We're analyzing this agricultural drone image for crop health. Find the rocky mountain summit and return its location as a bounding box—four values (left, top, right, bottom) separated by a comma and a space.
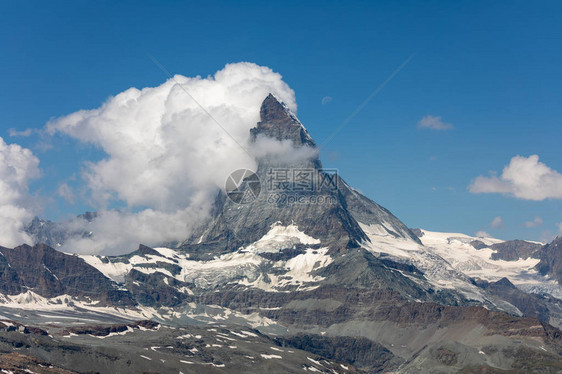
24, 213, 96, 249
3, 94, 562, 373
180, 94, 419, 259
250, 93, 317, 147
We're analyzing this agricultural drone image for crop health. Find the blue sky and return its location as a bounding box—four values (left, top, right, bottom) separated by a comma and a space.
1, 0, 561, 243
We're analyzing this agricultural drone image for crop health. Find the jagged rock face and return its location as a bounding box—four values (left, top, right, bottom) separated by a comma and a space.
24, 214, 95, 249
24, 217, 68, 249
467, 239, 542, 261
181, 94, 420, 258
0, 244, 134, 306
250, 93, 316, 147
536, 236, 562, 283
0, 254, 24, 295
489, 239, 542, 261
470, 239, 488, 249
125, 269, 187, 307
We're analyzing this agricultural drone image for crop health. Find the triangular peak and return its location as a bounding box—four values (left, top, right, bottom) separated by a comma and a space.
251, 93, 315, 147
260, 93, 294, 124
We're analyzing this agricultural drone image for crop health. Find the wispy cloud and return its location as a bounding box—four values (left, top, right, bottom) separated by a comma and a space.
8, 128, 35, 137
524, 216, 543, 228
417, 115, 454, 130
475, 230, 491, 238
57, 183, 76, 204
469, 155, 562, 200
540, 230, 555, 243
321, 96, 333, 105
490, 216, 504, 228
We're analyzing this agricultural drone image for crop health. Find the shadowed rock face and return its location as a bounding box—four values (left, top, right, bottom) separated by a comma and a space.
0, 244, 135, 306
470, 239, 488, 250
276, 334, 401, 373
181, 94, 421, 258
475, 277, 550, 322
490, 239, 542, 261
536, 236, 562, 283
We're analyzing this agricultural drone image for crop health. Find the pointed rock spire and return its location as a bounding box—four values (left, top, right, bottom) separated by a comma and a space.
251, 93, 316, 147
259, 93, 295, 124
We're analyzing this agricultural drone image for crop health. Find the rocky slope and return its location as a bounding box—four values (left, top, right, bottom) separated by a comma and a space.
536, 236, 562, 283
0, 243, 134, 306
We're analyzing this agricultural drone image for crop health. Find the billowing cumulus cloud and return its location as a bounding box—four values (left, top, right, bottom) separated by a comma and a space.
417, 115, 454, 130
46, 62, 299, 254
469, 155, 562, 200
251, 135, 318, 164
61, 208, 207, 254
0, 137, 40, 247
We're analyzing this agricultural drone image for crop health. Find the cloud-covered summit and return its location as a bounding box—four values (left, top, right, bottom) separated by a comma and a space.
42, 62, 299, 254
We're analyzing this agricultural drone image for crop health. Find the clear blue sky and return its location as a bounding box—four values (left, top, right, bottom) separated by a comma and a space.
1, 0, 561, 242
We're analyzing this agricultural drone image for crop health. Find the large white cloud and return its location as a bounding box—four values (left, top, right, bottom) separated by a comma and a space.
469, 155, 562, 200
0, 137, 40, 247
46, 62, 298, 254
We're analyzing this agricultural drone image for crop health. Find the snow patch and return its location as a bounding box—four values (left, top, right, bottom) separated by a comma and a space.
261, 354, 282, 359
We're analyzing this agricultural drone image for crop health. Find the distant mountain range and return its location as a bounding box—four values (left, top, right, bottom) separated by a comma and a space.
1, 94, 561, 373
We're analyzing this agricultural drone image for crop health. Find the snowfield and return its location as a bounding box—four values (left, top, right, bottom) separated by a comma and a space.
361, 225, 561, 301
83, 222, 331, 292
